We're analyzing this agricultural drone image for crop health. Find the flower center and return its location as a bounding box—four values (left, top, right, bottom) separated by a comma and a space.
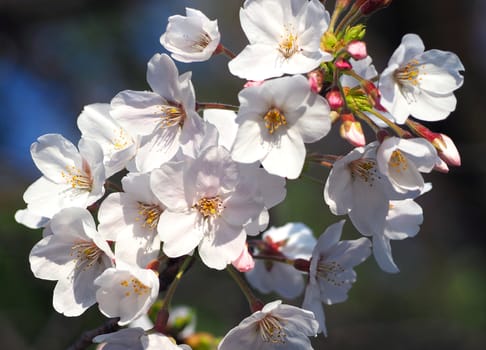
137, 202, 163, 229
264, 108, 287, 134
348, 158, 381, 185
389, 150, 408, 173
258, 314, 287, 344
195, 196, 224, 218
316, 260, 346, 287
71, 240, 103, 270
120, 277, 150, 297
279, 29, 299, 59
61, 160, 93, 191
112, 127, 132, 151
191, 32, 211, 51
394, 59, 424, 103
158, 103, 186, 128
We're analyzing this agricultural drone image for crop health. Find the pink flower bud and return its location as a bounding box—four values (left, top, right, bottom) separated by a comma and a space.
434, 158, 449, 174
308, 69, 323, 93
340, 116, 366, 147
232, 245, 255, 272
335, 58, 352, 70
325, 89, 344, 110
346, 41, 367, 60
244, 80, 264, 88
434, 133, 461, 167
360, 0, 393, 16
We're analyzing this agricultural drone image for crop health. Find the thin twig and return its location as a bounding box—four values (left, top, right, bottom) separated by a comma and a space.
67, 317, 120, 350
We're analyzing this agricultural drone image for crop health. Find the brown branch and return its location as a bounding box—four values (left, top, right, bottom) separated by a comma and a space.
66, 317, 120, 350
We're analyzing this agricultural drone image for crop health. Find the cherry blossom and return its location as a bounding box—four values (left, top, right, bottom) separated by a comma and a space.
110, 53, 203, 172
94, 261, 159, 326
302, 221, 371, 335
218, 300, 319, 350
246, 223, 316, 299
29, 207, 114, 316
161, 7, 220, 63
21, 134, 106, 220
231, 74, 331, 179
379, 33, 464, 123
228, 0, 332, 80
150, 146, 266, 270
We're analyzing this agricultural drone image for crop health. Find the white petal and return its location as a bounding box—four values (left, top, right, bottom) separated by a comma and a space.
372, 234, 399, 273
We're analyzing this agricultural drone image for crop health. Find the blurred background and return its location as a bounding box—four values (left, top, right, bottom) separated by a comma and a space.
0, 0, 484, 349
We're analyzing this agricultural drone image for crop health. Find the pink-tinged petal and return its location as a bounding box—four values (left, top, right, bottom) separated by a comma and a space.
232, 245, 255, 272
435, 133, 461, 166
158, 211, 202, 257
372, 234, 399, 273
150, 162, 188, 210
261, 128, 306, 179
135, 127, 181, 172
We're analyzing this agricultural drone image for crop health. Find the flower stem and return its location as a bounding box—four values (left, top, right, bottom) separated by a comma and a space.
353, 109, 380, 134
252, 254, 294, 265
227, 265, 263, 312
160, 255, 193, 311
196, 102, 239, 112
215, 44, 236, 59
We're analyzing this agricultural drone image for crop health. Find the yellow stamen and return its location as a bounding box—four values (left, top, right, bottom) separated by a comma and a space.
258, 315, 287, 344
194, 197, 224, 218
389, 150, 408, 173
264, 108, 287, 134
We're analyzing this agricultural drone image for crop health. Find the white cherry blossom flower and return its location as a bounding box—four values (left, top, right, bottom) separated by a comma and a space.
228, 0, 332, 80
94, 261, 159, 326
302, 220, 371, 335
376, 137, 438, 196
324, 142, 401, 236
94, 328, 191, 350
218, 300, 318, 350
151, 146, 266, 270
77, 103, 137, 177
111, 53, 203, 172
231, 74, 331, 179
22, 134, 106, 219
161, 8, 220, 63
246, 223, 316, 299
373, 196, 425, 273
29, 207, 114, 316
379, 33, 464, 123
97, 172, 163, 268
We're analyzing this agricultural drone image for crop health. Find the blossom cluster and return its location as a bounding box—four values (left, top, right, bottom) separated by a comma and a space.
15, 0, 464, 349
